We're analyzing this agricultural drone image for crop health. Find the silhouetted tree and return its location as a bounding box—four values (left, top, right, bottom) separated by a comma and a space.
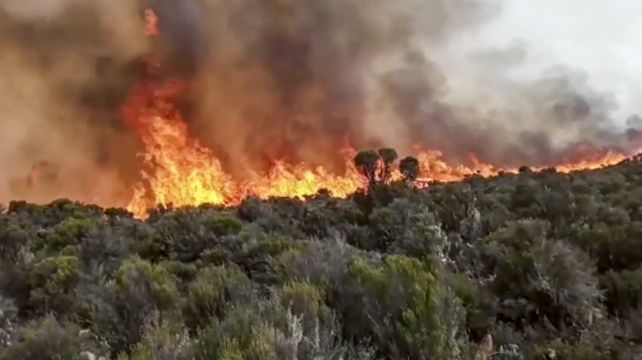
354, 150, 380, 187
378, 148, 399, 183
399, 156, 420, 184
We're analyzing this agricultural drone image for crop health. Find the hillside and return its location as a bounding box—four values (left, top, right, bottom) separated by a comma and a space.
0, 156, 641, 359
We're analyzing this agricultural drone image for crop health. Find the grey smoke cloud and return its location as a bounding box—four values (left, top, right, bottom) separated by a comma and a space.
186, 0, 503, 172
180, 0, 639, 170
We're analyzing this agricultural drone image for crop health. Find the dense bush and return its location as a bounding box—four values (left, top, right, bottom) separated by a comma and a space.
0, 157, 640, 358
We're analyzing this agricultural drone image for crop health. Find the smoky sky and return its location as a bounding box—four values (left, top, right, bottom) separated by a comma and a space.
0, 0, 640, 204
153, 0, 639, 168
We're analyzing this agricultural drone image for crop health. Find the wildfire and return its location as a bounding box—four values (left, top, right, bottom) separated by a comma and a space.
121, 74, 366, 217
414, 149, 505, 182
412, 147, 630, 183
540, 152, 628, 173
122, 12, 366, 217
120, 9, 635, 218
121, 79, 238, 217
121, 71, 367, 217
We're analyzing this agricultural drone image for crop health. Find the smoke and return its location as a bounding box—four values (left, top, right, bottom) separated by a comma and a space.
0, 0, 639, 205
186, 0, 501, 172
172, 0, 639, 170
0, 0, 147, 205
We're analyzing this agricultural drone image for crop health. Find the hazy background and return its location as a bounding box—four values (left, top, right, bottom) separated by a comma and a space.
442, 0, 642, 124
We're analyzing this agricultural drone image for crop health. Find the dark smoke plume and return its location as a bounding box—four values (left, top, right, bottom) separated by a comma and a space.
157, 0, 639, 169
0, 0, 640, 205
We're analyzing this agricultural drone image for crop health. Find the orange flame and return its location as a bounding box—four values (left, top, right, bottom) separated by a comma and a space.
121, 73, 367, 217
121, 79, 239, 218
121, 78, 365, 217
122, 9, 635, 218
544, 151, 627, 173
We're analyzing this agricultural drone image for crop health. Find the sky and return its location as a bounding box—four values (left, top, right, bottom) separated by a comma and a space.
439, 0, 642, 125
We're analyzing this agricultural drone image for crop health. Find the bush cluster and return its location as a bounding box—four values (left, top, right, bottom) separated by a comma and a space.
0, 156, 641, 359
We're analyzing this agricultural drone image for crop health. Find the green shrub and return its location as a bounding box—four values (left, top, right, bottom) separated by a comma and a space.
185, 265, 254, 329
279, 281, 331, 333
201, 212, 243, 236
114, 256, 179, 310
39, 217, 93, 254
29, 255, 81, 313
340, 255, 464, 359
2, 315, 81, 360
117, 313, 193, 360
192, 303, 281, 360
478, 220, 602, 333
600, 268, 642, 316
93, 256, 180, 353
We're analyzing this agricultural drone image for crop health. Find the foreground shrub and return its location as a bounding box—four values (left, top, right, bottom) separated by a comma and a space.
2, 315, 81, 360
185, 265, 254, 330
338, 255, 466, 359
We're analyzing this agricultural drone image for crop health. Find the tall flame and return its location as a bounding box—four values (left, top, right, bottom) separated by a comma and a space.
121, 9, 635, 218
121, 75, 365, 217
122, 12, 365, 216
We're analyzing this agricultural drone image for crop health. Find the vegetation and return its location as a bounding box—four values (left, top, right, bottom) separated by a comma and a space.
0, 153, 641, 359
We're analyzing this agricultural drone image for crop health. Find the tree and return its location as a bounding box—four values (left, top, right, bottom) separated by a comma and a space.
354, 150, 381, 187
378, 148, 399, 183
399, 156, 420, 184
